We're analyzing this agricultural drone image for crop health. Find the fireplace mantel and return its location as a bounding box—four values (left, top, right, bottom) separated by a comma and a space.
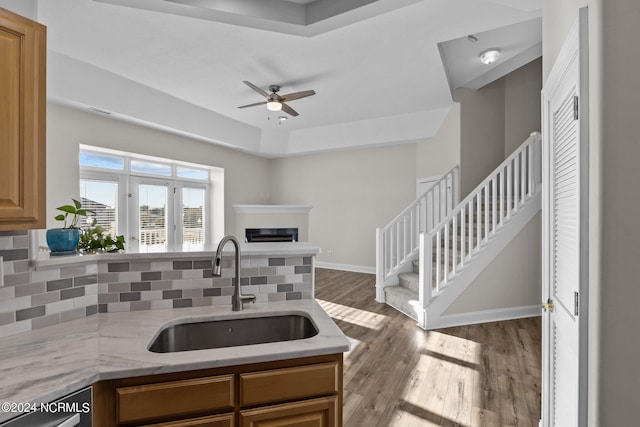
232, 204, 313, 214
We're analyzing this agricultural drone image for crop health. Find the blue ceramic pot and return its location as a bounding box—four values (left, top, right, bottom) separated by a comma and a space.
46, 228, 80, 256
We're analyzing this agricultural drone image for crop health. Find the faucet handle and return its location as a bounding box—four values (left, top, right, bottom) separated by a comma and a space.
242, 293, 257, 303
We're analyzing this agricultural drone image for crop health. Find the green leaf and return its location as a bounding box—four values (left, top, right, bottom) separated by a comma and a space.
54, 214, 65, 221
56, 205, 76, 214
73, 199, 82, 209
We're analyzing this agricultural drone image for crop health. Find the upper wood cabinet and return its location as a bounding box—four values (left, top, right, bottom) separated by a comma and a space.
0, 7, 46, 231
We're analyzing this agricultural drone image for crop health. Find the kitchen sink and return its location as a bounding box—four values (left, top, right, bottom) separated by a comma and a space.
148, 314, 319, 353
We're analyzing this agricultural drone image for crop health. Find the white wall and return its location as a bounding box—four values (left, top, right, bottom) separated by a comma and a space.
542, 0, 588, 80
0, 0, 36, 19
269, 105, 462, 271
46, 104, 271, 242
269, 144, 418, 270
416, 103, 461, 178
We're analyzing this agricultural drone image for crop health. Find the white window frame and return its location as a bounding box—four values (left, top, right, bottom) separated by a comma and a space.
176, 182, 210, 251
80, 170, 128, 238
79, 147, 213, 252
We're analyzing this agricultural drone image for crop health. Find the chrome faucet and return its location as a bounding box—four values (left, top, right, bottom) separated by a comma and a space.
212, 235, 256, 311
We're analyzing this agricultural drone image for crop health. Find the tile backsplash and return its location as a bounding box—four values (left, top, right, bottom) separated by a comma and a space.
0, 231, 314, 339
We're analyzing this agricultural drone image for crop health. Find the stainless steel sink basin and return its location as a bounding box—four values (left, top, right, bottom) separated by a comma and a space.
148, 314, 319, 353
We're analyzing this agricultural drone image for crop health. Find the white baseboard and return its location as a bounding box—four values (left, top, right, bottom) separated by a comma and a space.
430, 304, 541, 329
315, 262, 375, 275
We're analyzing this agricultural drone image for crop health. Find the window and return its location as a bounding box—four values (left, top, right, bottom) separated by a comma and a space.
182, 186, 206, 250
79, 147, 215, 252
79, 178, 119, 235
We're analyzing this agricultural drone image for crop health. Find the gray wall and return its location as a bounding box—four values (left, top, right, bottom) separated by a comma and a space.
455, 59, 543, 198
455, 81, 506, 197
505, 58, 543, 157
543, 1, 640, 425
444, 213, 541, 315
597, 2, 640, 422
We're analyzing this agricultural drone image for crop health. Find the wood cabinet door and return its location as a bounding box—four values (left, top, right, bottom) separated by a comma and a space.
0, 7, 46, 231
239, 396, 338, 427
117, 375, 235, 424
143, 413, 235, 427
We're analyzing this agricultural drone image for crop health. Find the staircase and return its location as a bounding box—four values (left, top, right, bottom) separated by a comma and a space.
376, 132, 542, 329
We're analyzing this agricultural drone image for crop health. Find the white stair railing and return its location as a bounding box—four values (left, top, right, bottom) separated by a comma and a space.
419, 132, 542, 316
376, 166, 459, 301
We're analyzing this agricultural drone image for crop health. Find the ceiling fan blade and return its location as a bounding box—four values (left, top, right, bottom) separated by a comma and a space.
280, 90, 316, 102
243, 81, 269, 98
281, 103, 299, 117
238, 101, 268, 109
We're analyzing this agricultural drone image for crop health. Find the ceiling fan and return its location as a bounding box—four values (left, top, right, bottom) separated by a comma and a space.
237, 81, 316, 117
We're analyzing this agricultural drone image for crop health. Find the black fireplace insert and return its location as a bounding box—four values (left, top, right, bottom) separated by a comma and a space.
245, 228, 299, 242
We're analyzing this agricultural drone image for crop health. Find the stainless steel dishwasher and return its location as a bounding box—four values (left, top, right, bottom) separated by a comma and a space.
0, 387, 92, 427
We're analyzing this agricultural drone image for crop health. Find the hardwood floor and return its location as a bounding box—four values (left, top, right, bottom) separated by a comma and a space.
314, 268, 541, 427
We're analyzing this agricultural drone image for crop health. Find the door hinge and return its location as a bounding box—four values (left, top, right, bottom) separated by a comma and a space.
542, 298, 554, 312
574, 291, 579, 316
573, 95, 579, 120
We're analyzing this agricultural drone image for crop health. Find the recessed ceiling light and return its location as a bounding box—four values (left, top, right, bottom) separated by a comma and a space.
278, 116, 287, 121
480, 49, 500, 65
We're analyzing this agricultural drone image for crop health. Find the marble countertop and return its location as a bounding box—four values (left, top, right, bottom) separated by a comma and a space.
0, 299, 349, 422
31, 242, 321, 270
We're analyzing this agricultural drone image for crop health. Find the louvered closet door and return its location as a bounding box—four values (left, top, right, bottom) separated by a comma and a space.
542, 9, 587, 427
549, 80, 580, 427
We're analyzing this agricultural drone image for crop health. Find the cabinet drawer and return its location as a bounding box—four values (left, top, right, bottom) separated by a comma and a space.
117, 375, 234, 424
239, 396, 337, 427
143, 413, 235, 427
240, 362, 338, 407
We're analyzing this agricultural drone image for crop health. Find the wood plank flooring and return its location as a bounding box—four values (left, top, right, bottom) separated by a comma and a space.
314, 268, 541, 427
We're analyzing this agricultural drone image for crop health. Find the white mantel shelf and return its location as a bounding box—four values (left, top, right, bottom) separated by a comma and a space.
232, 204, 313, 214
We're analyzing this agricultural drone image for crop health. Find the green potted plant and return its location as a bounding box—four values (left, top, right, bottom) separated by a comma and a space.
46, 199, 95, 256
78, 224, 126, 253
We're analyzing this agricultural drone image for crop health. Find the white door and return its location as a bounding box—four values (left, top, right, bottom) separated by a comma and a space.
129, 177, 174, 252
541, 8, 588, 427
416, 176, 439, 199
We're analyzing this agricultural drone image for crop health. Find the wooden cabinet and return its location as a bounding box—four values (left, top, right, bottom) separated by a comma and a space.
239, 397, 337, 427
93, 354, 342, 427
0, 7, 46, 231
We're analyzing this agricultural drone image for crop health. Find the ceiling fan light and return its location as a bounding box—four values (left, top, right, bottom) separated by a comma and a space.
267, 100, 282, 111
480, 49, 500, 65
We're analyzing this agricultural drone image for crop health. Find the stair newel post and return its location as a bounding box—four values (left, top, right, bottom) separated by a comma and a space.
418, 232, 432, 328
375, 227, 385, 303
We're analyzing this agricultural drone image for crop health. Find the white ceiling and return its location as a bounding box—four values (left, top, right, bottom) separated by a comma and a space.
9, 0, 541, 157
